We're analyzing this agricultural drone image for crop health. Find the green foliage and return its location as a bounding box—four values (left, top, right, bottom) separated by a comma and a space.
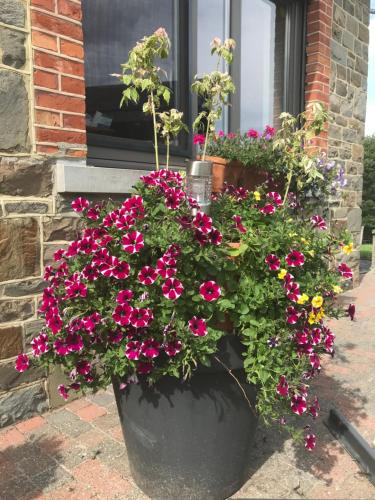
363, 136, 375, 242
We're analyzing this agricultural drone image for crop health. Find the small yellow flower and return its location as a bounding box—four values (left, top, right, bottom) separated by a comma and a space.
297, 293, 309, 305
278, 269, 287, 280
308, 312, 316, 325
333, 285, 343, 294
311, 295, 324, 309
307, 250, 315, 257
316, 308, 325, 321
288, 232, 298, 237
300, 238, 309, 245
342, 242, 353, 255
253, 191, 261, 201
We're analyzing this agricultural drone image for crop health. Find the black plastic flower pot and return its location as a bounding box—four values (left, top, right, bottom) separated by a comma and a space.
112, 336, 258, 500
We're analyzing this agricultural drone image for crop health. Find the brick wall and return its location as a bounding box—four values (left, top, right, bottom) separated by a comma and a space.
31, 0, 86, 157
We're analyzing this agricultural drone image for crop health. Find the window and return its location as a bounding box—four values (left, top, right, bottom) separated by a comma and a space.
82, 0, 306, 167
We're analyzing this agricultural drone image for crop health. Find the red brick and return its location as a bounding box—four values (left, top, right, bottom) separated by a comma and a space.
60, 39, 84, 59
31, 0, 55, 11
36, 90, 85, 112
34, 69, 59, 89
31, 10, 83, 41
62, 113, 85, 129
34, 50, 84, 77
37, 144, 60, 154
75, 403, 107, 421
16, 415, 46, 434
36, 126, 86, 144
32, 30, 58, 51
36, 109, 61, 126
66, 149, 87, 158
60, 75, 85, 94
57, 0, 82, 21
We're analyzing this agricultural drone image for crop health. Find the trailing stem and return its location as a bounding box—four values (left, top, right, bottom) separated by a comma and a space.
283, 168, 293, 205
150, 91, 159, 171
166, 136, 170, 170
202, 116, 211, 162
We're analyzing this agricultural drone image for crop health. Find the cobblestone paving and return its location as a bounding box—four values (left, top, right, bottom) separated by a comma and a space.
1, 273, 375, 499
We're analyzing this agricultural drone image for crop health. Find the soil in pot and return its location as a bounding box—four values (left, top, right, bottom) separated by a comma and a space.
113, 335, 258, 500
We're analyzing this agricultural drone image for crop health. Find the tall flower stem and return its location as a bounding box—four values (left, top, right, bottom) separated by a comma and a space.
150, 91, 159, 171
283, 168, 293, 205
166, 136, 170, 170
202, 116, 211, 161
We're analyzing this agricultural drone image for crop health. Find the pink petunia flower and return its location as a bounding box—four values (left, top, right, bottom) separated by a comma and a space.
81, 264, 99, 281
276, 375, 289, 397
308, 397, 320, 419
195, 230, 209, 246
71, 197, 89, 212
265, 254, 281, 271
138, 266, 158, 286
291, 394, 307, 415
247, 128, 259, 138
193, 134, 206, 145
31, 333, 49, 357
78, 238, 98, 255
304, 433, 316, 451
115, 214, 135, 231
267, 192, 282, 206
125, 340, 141, 360
310, 215, 327, 230
116, 290, 134, 304
193, 212, 213, 234
58, 384, 69, 400
112, 261, 131, 280
188, 317, 208, 337
286, 306, 300, 324
162, 278, 184, 300
86, 207, 100, 220
210, 228, 223, 246
286, 282, 301, 302
309, 353, 321, 369
259, 204, 276, 215
338, 263, 353, 279
66, 332, 83, 352
199, 281, 221, 302
164, 244, 181, 258
164, 339, 183, 356
15, 353, 29, 372
112, 303, 133, 326
137, 361, 153, 374
156, 257, 177, 279
165, 187, 185, 210
232, 215, 247, 234
141, 339, 160, 359
129, 308, 154, 328
53, 248, 65, 262
285, 250, 305, 267
76, 360, 91, 376
46, 314, 63, 334
122, 231, 144, 254
108, 330, 123, 344
54, 339, 69, 356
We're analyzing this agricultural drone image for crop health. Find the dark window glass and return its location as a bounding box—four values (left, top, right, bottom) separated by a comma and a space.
82, 0, 187, 154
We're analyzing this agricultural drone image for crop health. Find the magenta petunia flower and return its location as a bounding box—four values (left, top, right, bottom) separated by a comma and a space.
138, 266, 158, 285
195, 229, 209, 246
46, 314, 63, 334
76, 360, 91, 375
310, 328, 322, 345
266, 191, 282, 206
285, 250, 305, 267
141, 339, 160, 359
291, 394, 307, 415
54, 339, 69, 356
165, 187, 185, 210
86, 207, 100, 220
65, 240, 79, 258
193, 212, 213, 234
129, 307, 154, 328
122, 231, 144, 254
247, 128, 259, 138
81, 264, 99, 281
286, 282, 301, 302
137, 361, 153, 374
71, 197, 89, 212
308, 397, 320, 419
15, 353, 29, 372
78, 238, 98, 255
210, 228, 223, 246
125, 340, 141, 360
115, 214, 135, 231
108, 330, 123, 344
263, 125, 276, 138
66, 332, 83, 352
112, 261, 131, 280
164, 339, 183, 356
310, 215, 327, 230
53, 248, 65, 261
286, 306, 299, 324
259, 204, 276, 215
164, 244, 181, 258
31, 333, 49, 357
276, 375, 289, 397
294, 331, 309, 345
162, 278, 184, 300
304, 433, 316, 451
65, 280, 87, 299
227, 132, 236, 139
309, 353, 321, 369
193, 133, 206, 145
265, 254, 281, 271
58, 384, 69, 400
112, 303, 133, 326
232, 215, 247, 234
188, 317, 208, 337
199, 281, 221, 302
338, 263, 353, 279
156, 257, 177, 279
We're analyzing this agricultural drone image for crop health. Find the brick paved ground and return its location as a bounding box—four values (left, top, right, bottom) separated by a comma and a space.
1, 273, 375, 499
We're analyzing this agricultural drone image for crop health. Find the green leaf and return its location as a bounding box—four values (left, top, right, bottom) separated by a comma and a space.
163, 88, 171, 104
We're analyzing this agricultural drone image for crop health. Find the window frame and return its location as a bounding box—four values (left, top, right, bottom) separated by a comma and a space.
84, 0, 307, 168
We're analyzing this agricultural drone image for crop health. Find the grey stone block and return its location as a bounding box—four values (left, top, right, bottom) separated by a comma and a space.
0, 28, 26, 69
0, 383, 48, 428
332, 40, 347, 65
333, 4, 346, 27
353, 91, 367, 121
0, 70, 29, 152
24, 319, 45, 349
43, 216, 81, 242
3, 279, 47, 297
0, 157, 53, 197
0, 361, 45, 392
346, 14, 358, 36
5, 201, 49, 214
343, 0, 355, 16
0, 0, 25, 27
347, 207, 362, 232
358, 22, 369, 44
330, 94, 342, 113
343, 127, 357, 143
45, 409, 91, 437
0, 298, 34, 322
342, 31, 354, 51
336, 80, 348, 97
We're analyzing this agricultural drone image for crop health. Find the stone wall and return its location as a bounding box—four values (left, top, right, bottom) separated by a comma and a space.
329, 0, 370, 283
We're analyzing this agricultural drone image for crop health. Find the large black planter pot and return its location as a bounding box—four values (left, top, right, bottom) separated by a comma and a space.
113, 336, 258, 500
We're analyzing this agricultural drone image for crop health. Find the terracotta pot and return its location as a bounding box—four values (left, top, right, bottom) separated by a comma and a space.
197, 156, 244, 193
239, 166, 268, 191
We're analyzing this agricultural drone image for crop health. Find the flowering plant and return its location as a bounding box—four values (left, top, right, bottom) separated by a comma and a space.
16, 170, 354, 449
